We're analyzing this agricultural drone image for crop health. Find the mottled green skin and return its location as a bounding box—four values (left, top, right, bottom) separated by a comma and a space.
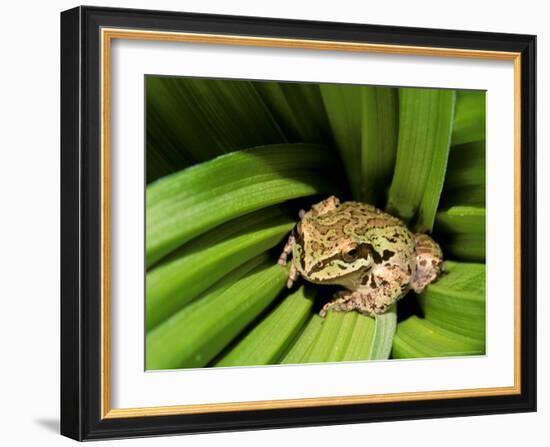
279, 196, 444, 316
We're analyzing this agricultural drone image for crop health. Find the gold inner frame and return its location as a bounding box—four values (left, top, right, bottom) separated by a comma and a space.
100, 28, 522, 419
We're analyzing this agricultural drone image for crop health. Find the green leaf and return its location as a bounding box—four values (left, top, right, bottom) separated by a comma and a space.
360, 88, 399, 204
418, 261, 485, 340
146, 144, 333, 267
305, 311, 364, 363
441, 187, 486, 208
146, 76, 287, 182
144, 79, 488, 368
444, 141, 486, 191
451, 90, 486, 146
393, 261, 485, 359
320, 85, 398, 203
280, 314, 324, 364
215, 286, 314, 367
392, 316, 484, 359
369, 305, 397, 360
435, 206, 485, 261
146, 139, 191, 185
252, 81, 332, 143
146, 257, 287, 370
146, 207, 294, 330
386, 88, 456, 232
336, 312, 375, 362
319, 84, 362, 198
302, 307, 395, 363
441, 140, 485, 208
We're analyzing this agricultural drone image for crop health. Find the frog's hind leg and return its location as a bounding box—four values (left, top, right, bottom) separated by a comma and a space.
411, 233, 444, 293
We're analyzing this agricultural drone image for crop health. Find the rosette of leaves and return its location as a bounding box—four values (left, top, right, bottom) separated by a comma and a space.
145, 76, 486, 370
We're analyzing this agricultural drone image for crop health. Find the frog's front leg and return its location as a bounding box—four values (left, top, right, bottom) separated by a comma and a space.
278, 232, 301, 288
320, 265, 410, 317
320, 288, 393, 317
319, 290, 361, 317
277, 234, 295, 266
319, 291, 381, 318
410, 233, 444, 293
285, 263, 300, 288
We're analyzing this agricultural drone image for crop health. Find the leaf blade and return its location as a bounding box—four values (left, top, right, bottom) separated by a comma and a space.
146, 207, 294, 330
435, 206, 486, 261
320, 85, 399, 204
304, 311, 358, 363
320, 84, 362, 199
146, 76, 287, 182
304, 308, 395, 363
451, 90, 486, 146
252, 81, 332, 143
418, 261, 485, 339
146, 144, 334, 267
386, 88, 455, 232
368, 305, 397, 360
441, 140, 486, 208
146, 258, 287, 370
215, 286, 314, 367
393, 261, 485, 359
280, 314, 324, 364
360, 87, 399, 204
392, 316, 484, 359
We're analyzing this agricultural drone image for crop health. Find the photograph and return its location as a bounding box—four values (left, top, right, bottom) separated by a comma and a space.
144, 76, 486, 371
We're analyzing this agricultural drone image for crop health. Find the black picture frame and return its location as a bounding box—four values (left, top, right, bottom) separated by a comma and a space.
61, 5, 536, 441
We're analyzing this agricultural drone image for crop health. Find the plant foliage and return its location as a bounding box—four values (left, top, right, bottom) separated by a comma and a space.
145, 77, 486, 370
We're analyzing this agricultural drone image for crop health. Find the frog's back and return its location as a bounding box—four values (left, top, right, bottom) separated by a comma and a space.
299, 199, 414, 266
315, 201, 406, 237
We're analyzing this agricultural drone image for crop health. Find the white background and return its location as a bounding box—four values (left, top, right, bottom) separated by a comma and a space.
111, 39, 515, 408
0, 0, 546, 446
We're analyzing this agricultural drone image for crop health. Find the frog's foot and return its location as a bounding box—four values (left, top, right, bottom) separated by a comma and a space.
310, 196, 340, 217
320, 290, 358, 317
278, 234, 295, 266
411, 233, 444, 293
319, 290, 387, 317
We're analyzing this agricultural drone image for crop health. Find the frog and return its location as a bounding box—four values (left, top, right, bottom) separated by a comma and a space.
278, 196, 444, 317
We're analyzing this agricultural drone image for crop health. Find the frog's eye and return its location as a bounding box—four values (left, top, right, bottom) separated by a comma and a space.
342, 248, 359, 262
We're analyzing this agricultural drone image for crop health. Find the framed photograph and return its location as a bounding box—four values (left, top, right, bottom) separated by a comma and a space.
60, 5, 536, 441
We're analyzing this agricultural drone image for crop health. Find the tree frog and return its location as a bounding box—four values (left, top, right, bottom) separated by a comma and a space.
278, 196, 444, 317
